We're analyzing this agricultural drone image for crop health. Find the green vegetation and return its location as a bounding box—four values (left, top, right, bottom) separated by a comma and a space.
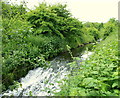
55, 31, 119, 96
1, 0, 119, 95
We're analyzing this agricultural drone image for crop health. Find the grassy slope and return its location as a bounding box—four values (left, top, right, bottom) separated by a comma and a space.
55, 31, 119, 96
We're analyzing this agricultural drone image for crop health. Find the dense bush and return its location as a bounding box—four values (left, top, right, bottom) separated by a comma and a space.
25, 3, 86, 47
103, 18, 118, 39
2, 2, 46, 91
26, 35, 67, 59
2, 1, 26, 19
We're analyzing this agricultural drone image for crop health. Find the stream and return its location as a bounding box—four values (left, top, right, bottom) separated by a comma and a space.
2, 44, 95, 96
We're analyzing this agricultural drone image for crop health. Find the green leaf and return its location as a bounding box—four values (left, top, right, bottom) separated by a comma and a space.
112, 82, 118, 88
91, 71, 98, 75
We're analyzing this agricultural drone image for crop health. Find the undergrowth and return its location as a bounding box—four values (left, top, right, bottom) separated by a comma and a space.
55, 31, 119, 96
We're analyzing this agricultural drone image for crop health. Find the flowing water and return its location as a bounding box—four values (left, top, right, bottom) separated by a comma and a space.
2, 44, 94, 96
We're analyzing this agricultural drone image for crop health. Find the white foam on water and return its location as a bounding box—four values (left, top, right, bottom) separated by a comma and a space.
81, 51, 93, 60
2, 65, 69, 96
2, 51, 93, 96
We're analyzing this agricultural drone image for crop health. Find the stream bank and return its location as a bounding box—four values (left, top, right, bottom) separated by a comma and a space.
2, 43, 95, 96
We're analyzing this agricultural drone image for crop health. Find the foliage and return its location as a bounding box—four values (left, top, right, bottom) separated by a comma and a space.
55, 31, 119, 96
25, 3, 85, 47
103, 18, 118, 39
25, 3, 70, 37
2, 0, 118, 93
2, 1, 26, 19
2, 2, 48, 91
26, 35, 67, 59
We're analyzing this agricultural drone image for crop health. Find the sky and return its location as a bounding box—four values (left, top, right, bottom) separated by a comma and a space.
5, 0, 120, 23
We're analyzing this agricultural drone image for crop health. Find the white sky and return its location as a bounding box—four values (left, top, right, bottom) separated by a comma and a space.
5, 0, 120, 23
